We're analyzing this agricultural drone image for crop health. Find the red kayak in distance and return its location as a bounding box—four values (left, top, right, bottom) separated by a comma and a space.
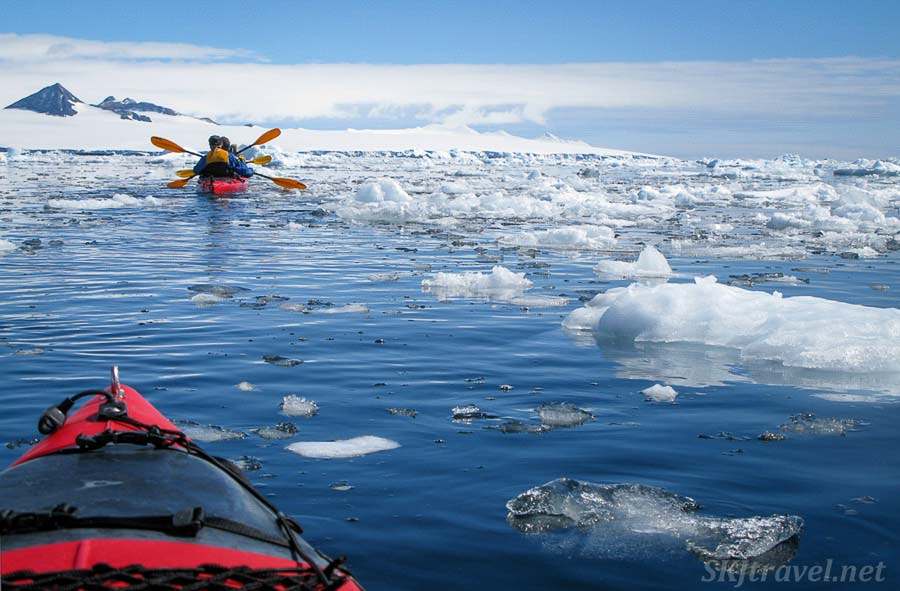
0, 367, 362, 591
199, 176, 250, 195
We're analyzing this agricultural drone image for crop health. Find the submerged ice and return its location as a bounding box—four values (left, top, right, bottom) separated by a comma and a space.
507, 478, 802, 565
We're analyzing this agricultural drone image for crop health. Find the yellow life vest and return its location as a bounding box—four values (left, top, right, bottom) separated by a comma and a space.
205, 148, 230, 165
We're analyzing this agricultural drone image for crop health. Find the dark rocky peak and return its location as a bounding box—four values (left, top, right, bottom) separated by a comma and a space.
4, 83, 83, 117
95, 96, 178, 117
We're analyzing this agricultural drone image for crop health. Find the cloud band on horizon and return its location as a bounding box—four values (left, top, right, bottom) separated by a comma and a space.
1, 33, 898, 158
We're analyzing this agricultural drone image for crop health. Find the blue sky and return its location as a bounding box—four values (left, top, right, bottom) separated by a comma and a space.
2, 0, 899, 158
7, 0, 899, 63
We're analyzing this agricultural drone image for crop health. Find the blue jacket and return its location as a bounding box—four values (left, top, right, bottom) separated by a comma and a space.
193, 149, 254, 177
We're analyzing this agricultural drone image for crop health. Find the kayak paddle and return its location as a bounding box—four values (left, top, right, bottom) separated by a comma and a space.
254, 172, 307, 190
167, 177, 193, 188
150, 136, 202, 157
237, 128, 281, 154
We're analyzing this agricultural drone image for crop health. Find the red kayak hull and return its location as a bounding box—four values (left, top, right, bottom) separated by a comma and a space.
12, 384, 180, 467
199, 176, 249, 195
2, 380, 362, 590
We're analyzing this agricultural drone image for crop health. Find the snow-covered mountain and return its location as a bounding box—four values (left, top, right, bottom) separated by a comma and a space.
1, 83, 646, 156
4, 83, 83, 117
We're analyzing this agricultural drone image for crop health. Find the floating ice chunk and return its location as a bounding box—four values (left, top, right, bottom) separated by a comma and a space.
311, 303, 369, 314
497, 225, 617, 251
236, 381, 256, 391
279, 303, 307, 313
507, 478, 802, 564
509, 295, 569, 308
191, 293, 225, 305
452, 404, 493, 421
230, 456, 262, 471
496, 420, 546, 434
177, 421, 247, 442
422, 265, 532, 302
811, 393, 881, 403
507, 478, 699, 533
686, 515, 804, 561
779, 413, 863, 435
15, 348, 45, 356
263, 355, 302, 367
287, 435, 400, 459
252, 422, 298, 440
594, 245, 672, 278
188, 284, 249, 297
0, 239, 15, 252
47, 193, 161, 210
564, 275, 900, 374
354, 178, 412, 203
537, 403, 593, 428
280, 395, 318, 417
642, 384, 678, 403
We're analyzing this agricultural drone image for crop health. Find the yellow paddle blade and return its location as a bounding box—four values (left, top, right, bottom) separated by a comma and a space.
252, 128, 281, 146
176, 169, 195, 178
167, 178, 192, 188
249, 155, 272, 165
272, 177, 307, 190
151, 136, 187, 153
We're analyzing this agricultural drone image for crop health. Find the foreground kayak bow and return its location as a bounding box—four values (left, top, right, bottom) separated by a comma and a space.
0, 367, 362, 591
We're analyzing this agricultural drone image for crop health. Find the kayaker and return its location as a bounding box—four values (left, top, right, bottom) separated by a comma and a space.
193, 135, 254, 178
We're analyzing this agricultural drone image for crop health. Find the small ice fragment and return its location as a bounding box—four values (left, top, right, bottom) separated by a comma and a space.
15, 348, 45, 356
263, 355, 303, 367
758, 432, 785, 442
191, 293, 225, 305
387, 408, 417, 417
452, 405, 492, 420
252, 422, 299, 440
330, 482, 354, 491
236, 381, 256, 391
312, 303, 369, 314
497, 420, 546, 434
280, 395, 318, 417
177, 420, 247, 442
499, 384, 514, 391
642, 384, 678, 403
231, 455, 262, 471
537, 403, 593, 428
187, 284, 248, 297
287, 435, 400, 459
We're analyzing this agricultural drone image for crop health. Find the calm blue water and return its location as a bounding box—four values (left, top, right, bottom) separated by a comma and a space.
1, 160, 899, 590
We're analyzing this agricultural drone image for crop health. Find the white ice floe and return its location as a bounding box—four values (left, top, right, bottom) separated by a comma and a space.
236, 381, 256, 391
287, 435, 400, 459
0, 239, 15, 252
594, 245, 673, 278
47, 193, 161, 210
564, 275, 900, 374
422, 265, 533, 302
355, 178, 413, 203
642, 384, 679, 403
497, 225, 617, 251
280, 395, 318, 417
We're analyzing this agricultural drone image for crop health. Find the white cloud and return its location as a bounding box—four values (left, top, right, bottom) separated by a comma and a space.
0, 33, 258, 62
1, 34, 898, 138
